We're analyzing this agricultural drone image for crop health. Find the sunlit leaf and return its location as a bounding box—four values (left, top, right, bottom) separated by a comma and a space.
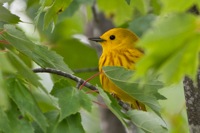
51, 79, 92, 121
35, 0, 72, 29
1, 24, 73, 74
97, 0, 133, 25
132, 0, 147, 15
150, 0, 162, 14
136, 13, 200, 83
160, 0, 196, 13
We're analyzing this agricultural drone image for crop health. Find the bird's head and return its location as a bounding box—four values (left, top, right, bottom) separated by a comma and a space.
89, 28, 139, 51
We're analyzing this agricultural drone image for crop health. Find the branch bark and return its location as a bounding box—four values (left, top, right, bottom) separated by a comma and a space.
183, 70, 200, 133
33, 68, 98, 91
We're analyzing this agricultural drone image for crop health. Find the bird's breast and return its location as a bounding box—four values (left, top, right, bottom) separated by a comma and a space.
98, 48, 143, 92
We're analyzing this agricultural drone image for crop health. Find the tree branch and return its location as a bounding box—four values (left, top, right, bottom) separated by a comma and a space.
33, 68, 131, 111
33, 68, 98, 91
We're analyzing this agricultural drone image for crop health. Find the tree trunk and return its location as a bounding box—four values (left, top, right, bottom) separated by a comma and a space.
183, 70, 200, 133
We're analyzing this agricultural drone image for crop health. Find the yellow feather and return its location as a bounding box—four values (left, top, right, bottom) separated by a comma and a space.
91, 28, 145, 110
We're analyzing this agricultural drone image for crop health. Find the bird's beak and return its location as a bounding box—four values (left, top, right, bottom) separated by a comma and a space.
88, 37, 105, 42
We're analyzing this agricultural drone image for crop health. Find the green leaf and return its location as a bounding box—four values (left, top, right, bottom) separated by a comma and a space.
97, 0, 133, 25
31, 88, 59, 113
51, 79, 92, 121
52, 39, 98, 69
0, 108, 11, 133
44, 0, 72, 29
55, 113, 85, 133
150, 0, 162, 14
102, 66, 164, 115
6, 77, 48, 132
45, 111, 59, 133
0, 5, 20, 24
0, 52, 16, 73
97, 86, 128, 128
127, 110, 167, 133
36, 0, 72, 29
58, 0, 94, 19
161, 0, 195, 13
158, 36, 200, 83
6, 104, 35, 133
136, 13, 199, 83
52, 38, 99, 86
7, 51, 42, 88
0, 72, 10, 111
132, 0, 147, 15
1, 24, 73, 74
125, 0, 131, 5
129, 14, 156, 37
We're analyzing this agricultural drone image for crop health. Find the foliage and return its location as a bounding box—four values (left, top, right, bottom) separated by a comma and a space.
0, 0, 199, 132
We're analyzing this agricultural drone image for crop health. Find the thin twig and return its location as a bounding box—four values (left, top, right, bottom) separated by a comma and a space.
79, 72, 100, 90
33, 68, 98, 91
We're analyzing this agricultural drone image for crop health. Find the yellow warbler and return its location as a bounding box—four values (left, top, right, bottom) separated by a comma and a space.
89, 28, 145, 110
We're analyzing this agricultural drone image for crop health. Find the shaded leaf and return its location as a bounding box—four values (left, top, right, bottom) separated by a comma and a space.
55, 113, 85, 133
125, 0, 131, 5
51, 79, 92, 121
6, 77, 48, 132
6, 104, 35, 133
127, 110, 167, 133
0, 72, 10, 111
103, 66, 164, 115
7, 51, 42, 88
31, 88, 59, 113
97, 86, 128, 127
0, 53, 16, 73
129, 14, 156, 37
0, 5, 20, 24
0, 108, 11, 133
1, 24, 73, 74
31, 111, 59, 133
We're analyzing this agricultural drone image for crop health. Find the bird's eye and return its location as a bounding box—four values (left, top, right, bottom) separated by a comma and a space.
109, 35, 115, 40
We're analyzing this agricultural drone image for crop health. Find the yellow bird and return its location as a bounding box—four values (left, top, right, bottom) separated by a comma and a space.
89, 28, 146, 110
